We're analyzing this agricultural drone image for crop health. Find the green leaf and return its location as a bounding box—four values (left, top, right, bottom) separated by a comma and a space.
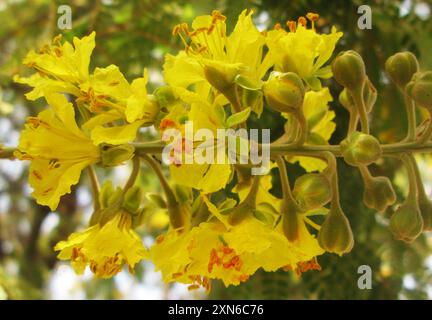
225, 107, 251, 128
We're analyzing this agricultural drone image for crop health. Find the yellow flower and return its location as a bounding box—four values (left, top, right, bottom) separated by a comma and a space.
285, 87, 336, 172
149, 192, 324, 289
159, 87, 232, 194
164, 10, 273, 114
17, 93, 100, 210
55, 212, 147, 278
15, 33, 158, 145
267, 14, 342, 89
14, 33, 96, 100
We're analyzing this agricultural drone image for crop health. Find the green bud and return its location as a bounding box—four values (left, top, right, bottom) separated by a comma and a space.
281, 199, 300, 242
227, 202, 254, 226
318, 205, 354, 255
332, 50, 366, 91
146, 193, 167, 208
389, 202, 423, 243
100, 144, 135, 167
203, 60, 241, 92
340, 132, 382, 166
263, 71, 305, 114
293, 174, 332, 211
167, 202, 190, 231
153, 86, 176, 110
418, 193, 432, 231
363, 176, 396, 212
385, 51, 419, 89
406, 71, 432, 111
122, 186, 142, 214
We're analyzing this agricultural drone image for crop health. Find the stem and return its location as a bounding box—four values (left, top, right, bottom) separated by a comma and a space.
348, 110, 359, 136
403, 92, 417, 142
294, 110, 308, 145
0, 147, 16, 159
358, 165, 372, 183
275, 156, 296, 204
401, 153, 418, 205
407, 153, 427, 199
122, 156, 141, 194
351, 84, 370, 134
141, 154, 177, 205
325, 153, 341, 205
87, 166, 100, 211
244, 175, 261, 208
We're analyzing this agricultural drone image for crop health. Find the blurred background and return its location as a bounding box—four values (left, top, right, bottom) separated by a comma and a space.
0, 0, 432, 299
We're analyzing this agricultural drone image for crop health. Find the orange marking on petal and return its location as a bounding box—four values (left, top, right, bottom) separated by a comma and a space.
32, 170, 43, 180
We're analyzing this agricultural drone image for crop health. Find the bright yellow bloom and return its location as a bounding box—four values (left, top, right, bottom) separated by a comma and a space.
159, 87, 232, 194
149, 191, 324, 289
267, 14, 342, 89
285, 87, 336, 172
15, 33, 158, 145
55, 212, 147, 278
164, 10, 273, 114
17, 93, 100, 210
14, 33, 95, 100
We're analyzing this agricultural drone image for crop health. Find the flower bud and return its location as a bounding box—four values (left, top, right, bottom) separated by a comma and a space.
227, 202, 253, 226
100, 144, 135, 167
167, 202, 190, 231
123, 186, 142, 214
263, 71, 305, 114
385, 52, 419, 89
293, 174, 332, 211
203, 60, 241, 92
332, 50, 366, 91
340, 132, 382, 166
418, 193, 432, 231
281, 200, 300, 242
389, 202, 423, 242
406, 71, 432, 111
363, 176, 396, 212
318, 205, 354, 255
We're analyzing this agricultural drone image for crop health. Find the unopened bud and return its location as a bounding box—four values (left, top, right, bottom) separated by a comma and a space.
100, 144, 135, 167
167, 202, 190, 231
418, 193, 432, 231
332, 50, 366, 91
340, 132, 382, 166
385, 51, 419, 89
363, 176, 396, 212
203, 60, 241, 92
406, 71, 432, 111
227, 202, 253, 225
318, 205, 354, 255
293, 174, 332, 211
123, 186, 142, 214
263, 71, 305, 114
389, 202, 423, 242
281, 200, 300, 242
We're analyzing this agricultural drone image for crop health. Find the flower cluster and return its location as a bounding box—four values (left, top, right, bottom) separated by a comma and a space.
10, 9, 432, 290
